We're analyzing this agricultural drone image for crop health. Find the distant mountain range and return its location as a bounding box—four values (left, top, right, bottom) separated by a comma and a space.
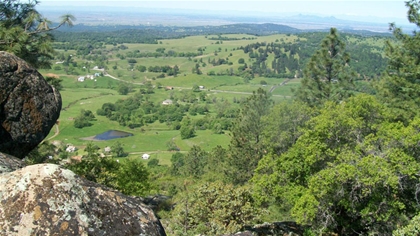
53, 23, 391, 40
38, 5, 413, 33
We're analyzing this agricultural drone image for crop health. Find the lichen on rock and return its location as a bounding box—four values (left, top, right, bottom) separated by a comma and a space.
0, 51, 62, 158
0, 164, 166, 236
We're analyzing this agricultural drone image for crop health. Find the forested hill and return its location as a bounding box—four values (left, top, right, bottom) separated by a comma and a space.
56, 23, 300, 34
52, 23, 300, 44
52, 22, 390, 44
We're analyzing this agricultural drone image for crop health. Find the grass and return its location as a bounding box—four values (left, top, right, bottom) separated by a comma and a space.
39, 33, 309, 162
39, 32, 389, 165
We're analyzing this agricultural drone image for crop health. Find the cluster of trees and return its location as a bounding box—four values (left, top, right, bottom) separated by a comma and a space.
250, 7, 420, 233
207, 35, 257, 40
166, 11, 420, 233
146, 65, 180, 76
52, 23, 300, 44
52, 29, 160, 45
124, 49, 202, 58
96, 92, 144, 127
73, 109, 96, 128
96, 87, 236, 136
239, 33, 387, 79
65, 142, 150, 196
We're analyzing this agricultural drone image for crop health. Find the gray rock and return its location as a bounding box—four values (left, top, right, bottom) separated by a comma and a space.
0, 164, 167, 236
0, 152, 25, 173
0, 51, 61, 158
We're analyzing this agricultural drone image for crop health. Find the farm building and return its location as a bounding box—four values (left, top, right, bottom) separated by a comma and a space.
162, 99, 173, 105
66, 145, 77, 153
142, 154, 150, 160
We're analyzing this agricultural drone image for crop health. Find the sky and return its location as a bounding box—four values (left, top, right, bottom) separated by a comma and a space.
40, 0, 407, 18
39, 0, 411, 26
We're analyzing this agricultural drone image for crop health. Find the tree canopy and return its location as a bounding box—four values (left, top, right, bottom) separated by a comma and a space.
294, 28, 355, 107
253, 94, 420, 234
0, 0, 75, 68
375, 0, 420, 122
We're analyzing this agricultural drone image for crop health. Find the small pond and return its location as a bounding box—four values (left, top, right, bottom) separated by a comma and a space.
92, 130, 133, 141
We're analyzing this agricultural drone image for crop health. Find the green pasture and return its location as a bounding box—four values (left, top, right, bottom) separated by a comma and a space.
40, 33, 306, 162
43, 84, 233, 159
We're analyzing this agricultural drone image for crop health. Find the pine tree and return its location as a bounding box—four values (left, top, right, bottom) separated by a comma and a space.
294, 28, 355, 107
0, 0, 75, 68
225, 88, 272, 185
375, 0, 420, 122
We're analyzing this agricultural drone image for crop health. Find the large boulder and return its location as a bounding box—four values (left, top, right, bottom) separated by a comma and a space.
0, 163, 167, 236
0, 51, 61, 158
0, 152, 25, 174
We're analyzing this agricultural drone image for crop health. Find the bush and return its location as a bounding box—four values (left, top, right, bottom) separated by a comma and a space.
127, 58, 137, 63
147, 158, 159, 168
73, 109, 95, 128
170, 182, 262, 235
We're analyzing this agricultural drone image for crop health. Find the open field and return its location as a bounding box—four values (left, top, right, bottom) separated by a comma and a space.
40, 33, 388, 165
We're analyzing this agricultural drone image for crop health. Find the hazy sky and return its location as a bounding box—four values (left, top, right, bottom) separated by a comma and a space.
40, 0, 408, 20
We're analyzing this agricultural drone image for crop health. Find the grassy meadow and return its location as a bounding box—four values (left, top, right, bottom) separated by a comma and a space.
39, 33, 385, 165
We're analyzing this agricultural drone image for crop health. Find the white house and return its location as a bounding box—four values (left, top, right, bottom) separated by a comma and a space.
142, 154, 150, 160
94, 73, 101, 77
162, 99, 173, 105
66, 145, 77, 153
77, 77, 85, 82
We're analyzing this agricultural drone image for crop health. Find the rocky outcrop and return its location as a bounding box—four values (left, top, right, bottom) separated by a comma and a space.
0, 51, 61, 158
0, 152, 25, 174
0, 163, 167, 236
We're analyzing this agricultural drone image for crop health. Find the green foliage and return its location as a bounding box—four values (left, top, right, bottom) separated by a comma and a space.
116, 158, 151, 196
147, 158, 160, 168
44, 76, 63, 90
25, 141, 61, 164
181, 145, 207, 178
170, 181, 262, 235
167, 139, 180, 151
226, 88, 273, 184
66, 142, 120, 188
375, 1, 420, 122
111, 141, 128, 157
180, 116, 196, 139
117, 83, 129, 95
0, 0, 74, 68
394, 213, 420, 236
253, 94, 420, 234
170, 152, 185, 176
261, 100, 315, 156
127, 58, 137, 64
294, 28, 355, 107
33, 19, 409, 234
65, 143, 151, 196
73, 109, 95, 128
